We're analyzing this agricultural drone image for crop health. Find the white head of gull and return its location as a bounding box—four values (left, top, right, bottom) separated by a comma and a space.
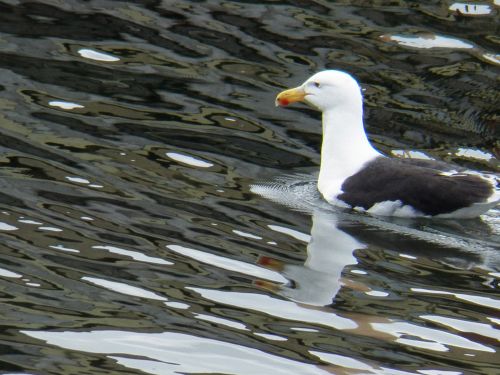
276, 70, 499, 219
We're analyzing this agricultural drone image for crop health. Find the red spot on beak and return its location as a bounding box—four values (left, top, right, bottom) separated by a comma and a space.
275, 87, 306, 107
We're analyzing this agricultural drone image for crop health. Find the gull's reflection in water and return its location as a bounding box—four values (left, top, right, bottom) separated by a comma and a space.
252, 176, 500, 358
258, 209, 366, 306
252, 175, 500, 307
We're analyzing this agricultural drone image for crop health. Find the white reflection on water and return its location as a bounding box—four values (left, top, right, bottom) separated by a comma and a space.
18, 219, 43, 225
25, 282, 40, 287
411, 288, 500, 309
166, 244, 287, 283
82, 276, 167, 301
194, 313, 248, 331
77, 48, 120, 62
21, 330, 330, 375
268, 224, 311, 242
65, 176, 91, 184
187, 287, 358, 330
309, 351, 373, 372
421, 315, 500, 341
93, 245, 173, 265
383, 34, 474, 49
313, 349, 464, 375
371, 321, 495, 352
456, 148, 494, 161
165, 152, 214, 168
312, 352, 463, 375
0, 222, 18, 231
48, 100, 84, 110
364, 290, 389, 297
312, 353, 463, 375
37, 226, 62, 232
0, 268, 22, 278
232, 229, 263, 240
164, 301, 190, 309
190, 287, 496, 354
49, 244, 80, 253
253, 332, 287, 341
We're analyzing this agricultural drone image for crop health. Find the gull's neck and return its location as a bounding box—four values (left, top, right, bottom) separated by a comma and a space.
318, 105, 382, 203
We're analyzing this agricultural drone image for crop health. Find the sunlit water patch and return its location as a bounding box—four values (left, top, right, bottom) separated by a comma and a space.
77, 48, 120, 62
48, 100, 85, 110
22, 330, 331, 375
382, 34, 474, 49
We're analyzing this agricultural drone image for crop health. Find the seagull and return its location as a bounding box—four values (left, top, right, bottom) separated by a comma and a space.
275, 70, 499, 218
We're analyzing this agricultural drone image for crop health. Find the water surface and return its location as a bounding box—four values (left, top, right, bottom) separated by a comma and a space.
0, 1, 499, 374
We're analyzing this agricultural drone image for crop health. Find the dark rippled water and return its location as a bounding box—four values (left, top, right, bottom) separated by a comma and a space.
0, 1, 499, 374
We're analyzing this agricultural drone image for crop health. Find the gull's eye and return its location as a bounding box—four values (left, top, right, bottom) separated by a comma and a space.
313, 82, 321, 88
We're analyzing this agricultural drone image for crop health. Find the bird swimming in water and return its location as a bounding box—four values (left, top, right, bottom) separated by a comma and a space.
275, 70, 499, 218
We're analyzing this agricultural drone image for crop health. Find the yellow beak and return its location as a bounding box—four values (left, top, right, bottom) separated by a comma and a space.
275, 86, 306, 107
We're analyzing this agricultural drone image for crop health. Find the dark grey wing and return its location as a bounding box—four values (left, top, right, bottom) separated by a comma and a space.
338, 158, 494, 216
